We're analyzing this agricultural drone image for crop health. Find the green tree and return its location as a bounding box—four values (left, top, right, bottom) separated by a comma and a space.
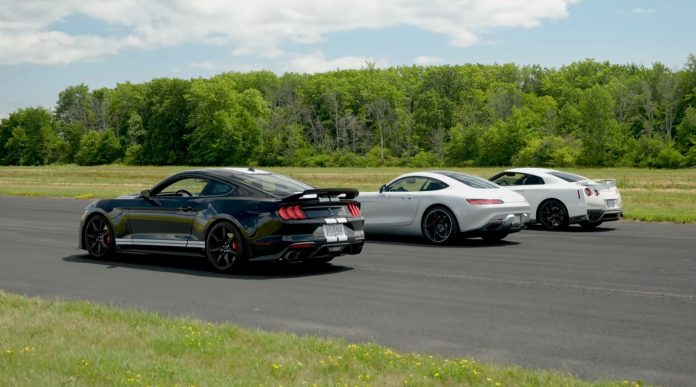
141, 78, 192, 165
1, 107, 62, 165
577, 85, 625, 166
186, 77, 268, 165
74, 130, 122, 165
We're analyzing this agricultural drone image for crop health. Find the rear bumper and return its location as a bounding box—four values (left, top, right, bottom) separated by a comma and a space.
251, 235, 365, 262
461, 212, 530, 237
249, 221, 365, 262
587, 209, 623, 222
569, 209, 623, 224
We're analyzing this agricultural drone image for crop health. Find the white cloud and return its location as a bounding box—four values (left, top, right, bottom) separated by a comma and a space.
0, 0, 579, 65
630, 8, 655, 14
285, 52, 387, 73
414, 56, 445, 66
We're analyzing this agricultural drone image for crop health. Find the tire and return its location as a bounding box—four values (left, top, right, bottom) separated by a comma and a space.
537, 199, 569, 231
421, 206, 459, 244
205, 221, 247, 272
481, 232, 509, 242
83, 214, 116, 259
580, 221, 603, 229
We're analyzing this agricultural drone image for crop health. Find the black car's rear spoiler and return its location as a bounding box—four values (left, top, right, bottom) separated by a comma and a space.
283, 188, 359, 202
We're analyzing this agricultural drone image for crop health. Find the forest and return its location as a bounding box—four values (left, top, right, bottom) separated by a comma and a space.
1, 56, 696, 168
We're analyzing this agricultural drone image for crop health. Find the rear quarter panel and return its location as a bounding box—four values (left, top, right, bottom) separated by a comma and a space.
509, 185, 586, 221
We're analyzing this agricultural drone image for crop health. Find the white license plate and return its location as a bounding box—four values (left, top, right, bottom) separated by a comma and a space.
606, 199, 617, 208
323, 224, 346, 239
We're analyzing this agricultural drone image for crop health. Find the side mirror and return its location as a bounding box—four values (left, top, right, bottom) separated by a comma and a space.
140, 189, 151, 199
379, 184, 386, 193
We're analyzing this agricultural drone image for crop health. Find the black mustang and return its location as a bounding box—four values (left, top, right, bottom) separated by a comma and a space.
79, 168, 365, 272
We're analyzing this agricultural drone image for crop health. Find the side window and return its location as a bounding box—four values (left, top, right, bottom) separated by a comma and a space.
385, 177, 429, 192
156, 177, 208, 197
421, 178, 448, 191
200, 180, 234, 196
522, 174, 544, 185
492, 173, 524, 186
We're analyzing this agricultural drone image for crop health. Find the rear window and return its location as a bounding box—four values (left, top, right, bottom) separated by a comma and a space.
233, 173, 313, 197
548, 171, 587, 183
437, 172, 499, 189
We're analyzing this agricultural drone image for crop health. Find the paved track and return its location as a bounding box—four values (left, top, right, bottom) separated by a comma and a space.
1, 196, 695, 385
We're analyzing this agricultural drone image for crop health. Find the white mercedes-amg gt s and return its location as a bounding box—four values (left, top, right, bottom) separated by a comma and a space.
358, 171, 531, 244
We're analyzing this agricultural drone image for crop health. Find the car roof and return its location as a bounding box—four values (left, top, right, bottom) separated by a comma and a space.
503, 167, 557, 175
178, 167, 273, 178
390, 170, 494, 186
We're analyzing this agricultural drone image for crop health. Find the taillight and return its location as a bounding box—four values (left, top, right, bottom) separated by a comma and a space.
584, 187, 593, 196
278, 205, 306, 220
466, 199, 504, 205
594, 189, 600, 196
346, 202, 361, 217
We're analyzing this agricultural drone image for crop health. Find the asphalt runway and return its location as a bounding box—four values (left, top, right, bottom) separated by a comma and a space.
0, 196, 694, 385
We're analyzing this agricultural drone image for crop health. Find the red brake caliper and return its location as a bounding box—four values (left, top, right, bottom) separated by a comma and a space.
230, 240, 238, 251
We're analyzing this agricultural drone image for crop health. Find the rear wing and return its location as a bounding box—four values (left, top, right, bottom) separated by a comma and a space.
593, 179, 617, 189
283, 188, 359, 202
576, 178, 617, 190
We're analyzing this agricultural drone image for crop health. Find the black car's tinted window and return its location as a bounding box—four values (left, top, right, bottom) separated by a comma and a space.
201, 180, 234, 196
232, 173, 313, 197
157, 178, 208, 196
548, 171, 586, 182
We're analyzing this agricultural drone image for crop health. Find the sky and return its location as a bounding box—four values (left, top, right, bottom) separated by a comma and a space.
0, 0, 694, 118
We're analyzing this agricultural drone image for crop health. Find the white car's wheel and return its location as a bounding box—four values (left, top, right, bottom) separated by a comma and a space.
538, 199, 569, 231
421, 206, 459, 244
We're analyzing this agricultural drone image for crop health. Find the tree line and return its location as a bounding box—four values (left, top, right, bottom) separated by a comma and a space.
2, 56, 696, 168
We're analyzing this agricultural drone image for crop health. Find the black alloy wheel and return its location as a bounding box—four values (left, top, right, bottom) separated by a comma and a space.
83, 214, 115, 259
421, 206, 459, 244
206, 221, 246, 272
538, 199, 569, 230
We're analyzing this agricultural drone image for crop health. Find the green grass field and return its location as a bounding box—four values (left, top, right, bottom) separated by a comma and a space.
1, 165, 695, 222
0, 291, 638, 386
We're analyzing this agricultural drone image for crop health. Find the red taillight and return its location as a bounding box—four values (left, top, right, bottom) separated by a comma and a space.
346, 202, 361, 217
584, 187, 593, 196
278, 205, 306, 220
466, 199, 504, 205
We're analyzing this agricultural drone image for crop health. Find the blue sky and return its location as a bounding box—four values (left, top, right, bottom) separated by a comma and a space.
0, 0, 694, 117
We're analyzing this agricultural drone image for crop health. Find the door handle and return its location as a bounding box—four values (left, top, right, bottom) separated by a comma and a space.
179, 206, 194, 212
401, 196, 413, 200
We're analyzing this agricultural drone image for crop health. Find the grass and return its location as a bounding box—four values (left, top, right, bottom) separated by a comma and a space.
0, 291, 638, 386
0, 165, 695, 223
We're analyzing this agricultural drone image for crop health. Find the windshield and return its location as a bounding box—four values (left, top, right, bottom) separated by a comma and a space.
233, 173, 314, 197
548, 171, 587, 183
437, 171, 499, 189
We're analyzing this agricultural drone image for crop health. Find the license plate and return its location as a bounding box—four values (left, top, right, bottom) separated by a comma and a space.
606, 199, 617, 208
323, 224, 346, 239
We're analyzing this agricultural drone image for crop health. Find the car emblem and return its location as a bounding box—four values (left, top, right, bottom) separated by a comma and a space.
328, 208, 334, 215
